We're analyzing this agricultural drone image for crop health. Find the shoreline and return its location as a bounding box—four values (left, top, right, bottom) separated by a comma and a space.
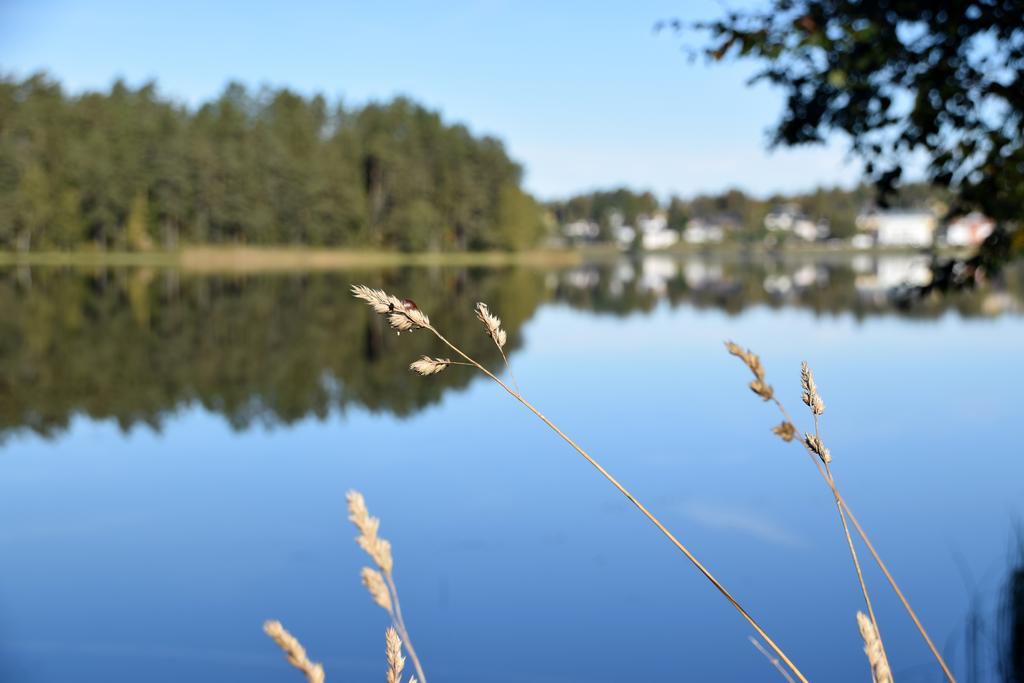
0, 243, 970, 272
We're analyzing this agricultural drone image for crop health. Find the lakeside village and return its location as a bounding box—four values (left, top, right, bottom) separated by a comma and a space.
549, 199, 1017, 313
558, 205, 996, 252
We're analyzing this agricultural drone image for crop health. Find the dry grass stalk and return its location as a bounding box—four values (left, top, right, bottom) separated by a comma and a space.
354, 285, 809, 683
798, 361, 889, 674
346, 491, 427, 683
727, 343, 955, 683
263, 620, 326, 683
474, 301, 520, 393
857, 611, 894, 683
749, 636, 797, 683
800, 361, 825, 415
725, 341, 774, 401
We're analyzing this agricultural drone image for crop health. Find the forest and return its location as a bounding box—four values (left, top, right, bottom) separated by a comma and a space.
0, 74, 546, 252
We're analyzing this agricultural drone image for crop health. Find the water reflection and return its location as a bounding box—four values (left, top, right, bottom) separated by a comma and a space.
1, 255, 1020, 438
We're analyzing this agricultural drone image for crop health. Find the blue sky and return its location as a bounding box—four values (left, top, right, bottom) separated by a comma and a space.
0, 0, 863, 200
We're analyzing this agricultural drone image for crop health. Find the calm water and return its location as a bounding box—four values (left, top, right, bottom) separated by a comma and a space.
1, 255, 1022, 682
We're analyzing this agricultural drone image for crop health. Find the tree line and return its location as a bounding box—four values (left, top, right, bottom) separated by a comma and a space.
0, 74, 546, 252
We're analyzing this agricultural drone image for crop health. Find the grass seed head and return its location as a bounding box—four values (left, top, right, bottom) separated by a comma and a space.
351, 284, 430, 332
475, 302, 507, 349
800, 361, 826, 416
361, 567, 393, 612
724, 341, 774, 401
857, 611, 893, 683
772, 421, 797, 442
804, 433, 832, 464
385, 627, 406, 683
409, 356, 452, 376
346, 490, 394, 574
263, 620, 326, 683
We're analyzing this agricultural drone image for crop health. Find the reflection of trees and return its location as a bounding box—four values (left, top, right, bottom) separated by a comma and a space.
0, 267, 549, 438
552, 255, 1024, 321
0, 257, 1020, 438
1002, 532, 1023, 682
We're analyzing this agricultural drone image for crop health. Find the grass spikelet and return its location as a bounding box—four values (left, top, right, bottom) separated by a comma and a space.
263, 620, 326, 683
800, 362, 825, 415
409, 356, 452, 376
385, 627, 406, 683
475, 302, 507, 349
351, 284, 430, 332
361, 567, 393, 611
351, 284, 402, 314
347, 490, 393, 574
857, 611, 894, 683
803, 433, 832, 464
772, 421, 796, 442
724, 341, 774, 401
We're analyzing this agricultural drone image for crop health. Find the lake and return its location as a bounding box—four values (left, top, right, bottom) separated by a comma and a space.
1, 253, 1022, 682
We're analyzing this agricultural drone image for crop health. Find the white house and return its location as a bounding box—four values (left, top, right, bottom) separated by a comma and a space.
563, 219, 600, 240
682, 217, 725, 244
638, 213, 679, 250
764, 204, 828, 241
945, 212, 995, 247
856, 209, 937, 247
615, 212, 680, 250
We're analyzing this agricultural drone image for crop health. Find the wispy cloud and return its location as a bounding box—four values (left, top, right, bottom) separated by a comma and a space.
680, 500, 806, 549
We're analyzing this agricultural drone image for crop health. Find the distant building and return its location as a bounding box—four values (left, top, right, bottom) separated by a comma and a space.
764, 204, 829, 241
682, 217, 725, 244
563, 219, 600, 240
615, 212, 679, 250
945, 212, 995, 247
856, 209, 937, 247
637, 212, 678, 250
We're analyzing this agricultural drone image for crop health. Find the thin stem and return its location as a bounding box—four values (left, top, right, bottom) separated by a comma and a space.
427, 324, 810, 683
749, 636, 798, 683
384, 571, 427, 683
496, 346, 521, 396
812, 411, 886, 662
822, 460, 889, 670
771, 398, 956, 683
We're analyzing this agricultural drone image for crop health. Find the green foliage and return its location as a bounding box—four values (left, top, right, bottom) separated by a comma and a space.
681, 0, 1023, 261
0, 75, 543, 252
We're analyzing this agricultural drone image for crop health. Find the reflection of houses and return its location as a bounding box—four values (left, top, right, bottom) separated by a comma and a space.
854, 255, 933, 293
764, 204, 829, 241
682, 259, 724, 288
763, 264, 827, 295
945, 212, 995, 247
856, 209, 937, 247
682, 217, 725, 244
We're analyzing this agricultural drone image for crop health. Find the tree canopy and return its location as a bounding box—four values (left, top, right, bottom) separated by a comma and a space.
0, 74, 546, 252
669, 0, 1024, 274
